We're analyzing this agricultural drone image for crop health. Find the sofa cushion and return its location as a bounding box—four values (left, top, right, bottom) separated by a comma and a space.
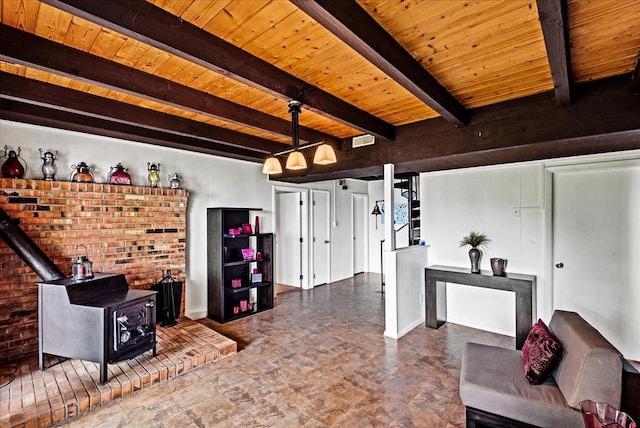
460, 342, 584, 427
549, 311, 623, 410
522, 319, 563, 384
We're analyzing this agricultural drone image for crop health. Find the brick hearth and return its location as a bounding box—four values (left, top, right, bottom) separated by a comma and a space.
0, 178, 189, 363
1, 318, 237, 427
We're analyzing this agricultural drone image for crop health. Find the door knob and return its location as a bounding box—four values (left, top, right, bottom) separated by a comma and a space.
555, 262, 564, 268
324, 240, 330, 244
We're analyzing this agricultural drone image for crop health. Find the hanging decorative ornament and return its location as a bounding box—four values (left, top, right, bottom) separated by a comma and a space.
168, 172, 181, 189
69, 162, 95, 183
147, 162, 160, 187
1, 146, 27, 178
39, 148, 58, 181
107, 163, 132, 185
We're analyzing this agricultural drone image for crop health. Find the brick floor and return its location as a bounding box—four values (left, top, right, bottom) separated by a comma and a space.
0, 318, 236, 427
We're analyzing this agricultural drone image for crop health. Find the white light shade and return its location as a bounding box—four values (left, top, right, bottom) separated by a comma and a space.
262, 156, 282, 174
313, 143, 337, 165
285, 150, 307, 170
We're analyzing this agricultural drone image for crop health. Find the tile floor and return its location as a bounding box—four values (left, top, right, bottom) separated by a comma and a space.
60, 273, 513, 427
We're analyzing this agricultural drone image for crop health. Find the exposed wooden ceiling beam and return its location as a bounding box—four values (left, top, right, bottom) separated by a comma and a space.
291, 0, 468, 127
537, 0, 573, 107
633, 51, 640, 95
0, 99, 265, 162
41, 0, 396, 141
0, 72, 284, 155
278, 75, 640, 182
0, 24, 334, 146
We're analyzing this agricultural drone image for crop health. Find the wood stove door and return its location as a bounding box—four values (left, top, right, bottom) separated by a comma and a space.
109, 296, 156, 362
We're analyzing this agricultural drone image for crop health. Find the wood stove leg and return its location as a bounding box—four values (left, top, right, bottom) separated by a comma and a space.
100, 362, 107, 384
153, 342, 157, 357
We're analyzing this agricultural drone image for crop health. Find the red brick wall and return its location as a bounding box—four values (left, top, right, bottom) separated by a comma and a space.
0, 178, 189, 363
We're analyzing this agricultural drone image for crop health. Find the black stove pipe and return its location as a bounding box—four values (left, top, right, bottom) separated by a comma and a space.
0, 207, 65, 282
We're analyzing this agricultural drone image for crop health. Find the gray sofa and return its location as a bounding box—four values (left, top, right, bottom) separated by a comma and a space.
459, 310, 639, 427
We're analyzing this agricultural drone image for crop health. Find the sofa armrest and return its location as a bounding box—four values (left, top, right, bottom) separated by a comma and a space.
622, 360, 640, 422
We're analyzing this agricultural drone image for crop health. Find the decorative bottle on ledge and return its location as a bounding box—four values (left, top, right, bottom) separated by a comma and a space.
2, 146, 26, 179
147, 162, 160, 187
39, 149, 58, 181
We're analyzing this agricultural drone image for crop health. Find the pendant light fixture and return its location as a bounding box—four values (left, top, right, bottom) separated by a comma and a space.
285, 100, 307, 170
313, 143, 337, 165
262, 156, 282, 174
262, 100, 337, 174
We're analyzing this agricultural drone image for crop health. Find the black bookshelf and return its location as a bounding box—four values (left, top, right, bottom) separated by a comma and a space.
206, 208, 274, 322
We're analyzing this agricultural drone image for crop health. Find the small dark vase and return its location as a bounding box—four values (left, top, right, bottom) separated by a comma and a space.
469, 248, 481, 273
491, 258, 507, 276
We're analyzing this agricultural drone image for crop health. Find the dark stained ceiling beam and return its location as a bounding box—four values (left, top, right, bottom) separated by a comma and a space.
41, 0, 396, 141
0, 24, 334, 146
278, 74, 640, 182
0, 99, 265, 162
0, 72, 284, 155
291, 0, 468, 127
537, 0, 573, 107
633, 51, 640, 95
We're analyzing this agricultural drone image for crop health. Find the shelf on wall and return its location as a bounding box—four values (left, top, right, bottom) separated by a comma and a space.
223, 233, 272, 239
223, 259, 266, 267
224, 282, 273, 294
224, 305, 273, 322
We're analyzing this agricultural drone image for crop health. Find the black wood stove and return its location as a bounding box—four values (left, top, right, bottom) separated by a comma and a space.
38, 274, 156, 384
0, 207, 156, 384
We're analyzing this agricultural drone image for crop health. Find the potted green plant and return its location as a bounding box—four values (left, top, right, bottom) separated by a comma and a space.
459, 231, 490, 273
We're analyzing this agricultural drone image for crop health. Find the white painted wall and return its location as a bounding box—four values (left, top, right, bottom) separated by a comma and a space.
418, 151, 640, 339
421, 163, 545, 336
383, 245, 428, 339
0, 120, 274, 320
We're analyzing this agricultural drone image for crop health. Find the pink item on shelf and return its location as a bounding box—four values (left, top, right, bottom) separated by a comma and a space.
229, 228, 242, 235
241, 248, 255, 261
233, 306, 239, 315
240, 300, 248, 312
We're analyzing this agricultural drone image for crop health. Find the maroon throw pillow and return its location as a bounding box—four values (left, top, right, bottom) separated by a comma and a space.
522, 319, 563, 384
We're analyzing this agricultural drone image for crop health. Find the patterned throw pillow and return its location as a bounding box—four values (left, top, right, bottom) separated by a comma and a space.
522, 319, 563, 384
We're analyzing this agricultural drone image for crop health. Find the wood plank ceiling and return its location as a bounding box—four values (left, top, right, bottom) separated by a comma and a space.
1, 0, 640, 181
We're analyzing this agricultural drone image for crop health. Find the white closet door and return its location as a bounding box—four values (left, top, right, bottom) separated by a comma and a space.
276, 192, 302, 287
352, 193, 367, 274
312, 190, 330, 286
553, 162, 640, 360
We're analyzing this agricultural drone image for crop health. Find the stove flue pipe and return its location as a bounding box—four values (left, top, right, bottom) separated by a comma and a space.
0, 207, 65, 282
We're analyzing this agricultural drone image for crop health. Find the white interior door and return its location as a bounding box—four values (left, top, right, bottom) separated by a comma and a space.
312, 190, 330, 286
552, 161, 640, 360
276, 192, 302, 287
352, 193, 368, 274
